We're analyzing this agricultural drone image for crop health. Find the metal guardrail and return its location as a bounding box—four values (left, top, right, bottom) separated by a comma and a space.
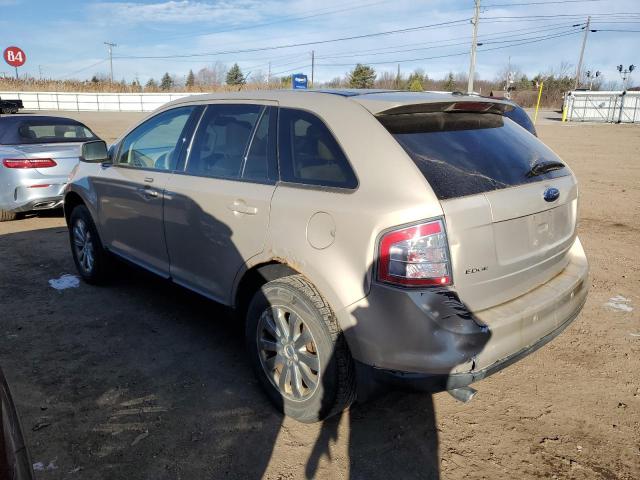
0, 91, 192, 112
565, 90, 640, 123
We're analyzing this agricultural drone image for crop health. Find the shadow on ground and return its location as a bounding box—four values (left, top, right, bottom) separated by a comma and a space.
0, 224, 446, 479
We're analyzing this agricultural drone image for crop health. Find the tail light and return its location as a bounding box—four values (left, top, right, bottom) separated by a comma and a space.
377, 219, 452, 287
2, 158, 57, 169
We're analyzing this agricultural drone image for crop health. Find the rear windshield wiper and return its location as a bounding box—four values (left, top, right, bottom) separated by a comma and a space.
526, 160, 565, 177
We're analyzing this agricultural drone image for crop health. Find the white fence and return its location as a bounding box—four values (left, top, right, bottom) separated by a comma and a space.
565, 90, 640, 123
0, 91, 192, 112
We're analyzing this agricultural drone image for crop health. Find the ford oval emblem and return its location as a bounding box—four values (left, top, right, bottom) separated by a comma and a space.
543, 187, 560, 202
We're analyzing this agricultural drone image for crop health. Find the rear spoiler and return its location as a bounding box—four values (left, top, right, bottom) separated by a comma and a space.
377, 101, 514, 117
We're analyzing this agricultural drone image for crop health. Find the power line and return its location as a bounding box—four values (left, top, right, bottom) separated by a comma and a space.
317, 29, 580, 67
482, 12, 640, 19
315, 21, 583, 60
112, 18, 472, 60
481, 27, 580, 44
270, 64, 312, 77
593, 29, 640, 32
483, 0, 602, 7
57, 59, 108, 79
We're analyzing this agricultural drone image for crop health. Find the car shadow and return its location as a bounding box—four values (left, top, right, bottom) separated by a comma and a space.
0, 219, 490, 479
304, 272, 491, 479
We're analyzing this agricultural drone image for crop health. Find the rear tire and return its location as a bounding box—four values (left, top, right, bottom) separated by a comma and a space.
0, 209, 16, 222
69, 205, 109, 284
245, 274, 356, 423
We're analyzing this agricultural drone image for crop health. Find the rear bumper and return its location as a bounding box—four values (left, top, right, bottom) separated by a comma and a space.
340, 237, 589, 394
0, 175, 67, 212
355, 293, 586, 397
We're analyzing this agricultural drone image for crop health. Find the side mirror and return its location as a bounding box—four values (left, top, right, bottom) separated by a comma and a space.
80, 140, 109, 163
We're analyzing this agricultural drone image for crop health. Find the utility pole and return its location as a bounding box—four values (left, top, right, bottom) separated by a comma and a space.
268, 61, 271, 85
38, 65, 43, 79
104, 41, 117, 83
311, 50, 315, 88
574, 16, 590, 90
467, 0, 481, 93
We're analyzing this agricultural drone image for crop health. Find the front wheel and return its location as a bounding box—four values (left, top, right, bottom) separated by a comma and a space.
69, 205, 109, 284
245, 274, 356, 423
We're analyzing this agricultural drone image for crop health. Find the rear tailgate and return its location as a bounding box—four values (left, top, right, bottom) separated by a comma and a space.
378, 103, 577, 312
442, 176, 577, 311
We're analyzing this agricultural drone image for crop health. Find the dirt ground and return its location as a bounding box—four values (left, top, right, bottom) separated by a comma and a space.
0, 111, 638, 480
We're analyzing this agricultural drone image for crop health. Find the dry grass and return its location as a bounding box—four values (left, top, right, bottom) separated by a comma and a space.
0, 77, 564, 108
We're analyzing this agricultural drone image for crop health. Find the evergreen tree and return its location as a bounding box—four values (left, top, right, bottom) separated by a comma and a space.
226, 63, 246, 86
408, 77, 423, 92
160, 72, 173, 91
185, 69, 195, 88
407, 70, 426, 91
348, 64, 376, 89
444, 72, 455, 91
145, 78, 158, 90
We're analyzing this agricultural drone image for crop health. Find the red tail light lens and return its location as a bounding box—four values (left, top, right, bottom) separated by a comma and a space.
2, 158, 57, 169
377, 219, 452, 287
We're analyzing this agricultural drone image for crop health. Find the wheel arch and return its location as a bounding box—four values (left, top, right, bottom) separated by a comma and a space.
63, 191, 86, 226
234, 260, 300, 315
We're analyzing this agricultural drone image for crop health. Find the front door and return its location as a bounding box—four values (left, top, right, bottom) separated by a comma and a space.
95, 106, 197, 276
164, 103, 278, 303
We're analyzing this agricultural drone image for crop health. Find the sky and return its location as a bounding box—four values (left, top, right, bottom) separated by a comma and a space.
0, 0, 638, 87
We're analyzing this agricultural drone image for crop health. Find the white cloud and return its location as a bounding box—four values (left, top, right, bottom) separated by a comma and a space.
90, 0, 263, 24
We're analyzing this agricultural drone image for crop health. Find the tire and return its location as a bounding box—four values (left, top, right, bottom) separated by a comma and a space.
0, 209, 16, 222
245, 274, 356, 423
69, 205, 109, 284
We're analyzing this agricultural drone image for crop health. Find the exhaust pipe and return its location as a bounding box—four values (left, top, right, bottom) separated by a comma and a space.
33, 201, 56, 209
448, 386, 477, 403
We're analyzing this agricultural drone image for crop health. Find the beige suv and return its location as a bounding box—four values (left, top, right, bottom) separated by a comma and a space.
64, 90, 589, 423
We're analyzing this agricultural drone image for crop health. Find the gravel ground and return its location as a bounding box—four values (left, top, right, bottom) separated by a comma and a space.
0, 111, 638, 480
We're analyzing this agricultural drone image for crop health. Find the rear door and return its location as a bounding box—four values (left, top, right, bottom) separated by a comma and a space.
378, 107, 576, 312
94, 105, 198, 276
164, 103, 278, 303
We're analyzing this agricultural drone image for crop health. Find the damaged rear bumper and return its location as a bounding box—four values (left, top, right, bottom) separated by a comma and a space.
355, 293, 586, 397
340, 237, 589, 399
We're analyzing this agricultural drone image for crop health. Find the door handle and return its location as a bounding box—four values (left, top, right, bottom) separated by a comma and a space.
138, 186, 159, 198
228, 200, 258, 215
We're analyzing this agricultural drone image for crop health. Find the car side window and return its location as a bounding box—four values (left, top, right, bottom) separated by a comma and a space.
116, 106, 195, 170
278, 108, 357, 189
186, 104, 262, 180
241, 106, 278, 183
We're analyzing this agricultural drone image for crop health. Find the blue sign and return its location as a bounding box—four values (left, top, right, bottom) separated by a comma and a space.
292, 73, 308, 89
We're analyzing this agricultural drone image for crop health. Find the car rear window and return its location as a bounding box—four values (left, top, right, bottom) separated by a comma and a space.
18, 123, 97, 143
378, 112, 568, 200
503, 106, 537, 136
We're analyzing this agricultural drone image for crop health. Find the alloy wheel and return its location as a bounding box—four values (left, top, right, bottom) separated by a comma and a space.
73, 218, 95, 274
257, 305, 320, 401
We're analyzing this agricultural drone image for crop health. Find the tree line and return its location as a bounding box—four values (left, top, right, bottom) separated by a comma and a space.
0, 60, 628, 109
